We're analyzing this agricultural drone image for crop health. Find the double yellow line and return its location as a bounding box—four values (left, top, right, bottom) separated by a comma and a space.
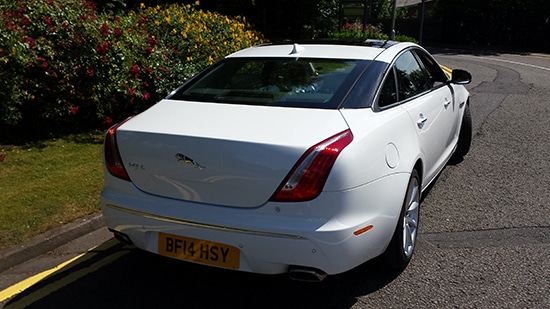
0, 252, 86, 303
0, 238, 126, 306
440, 65, 453, 78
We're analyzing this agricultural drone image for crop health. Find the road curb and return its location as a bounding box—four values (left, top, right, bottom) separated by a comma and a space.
0, 212, 105, 273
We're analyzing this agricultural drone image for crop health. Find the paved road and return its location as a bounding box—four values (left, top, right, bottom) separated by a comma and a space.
1, 51, 549, 308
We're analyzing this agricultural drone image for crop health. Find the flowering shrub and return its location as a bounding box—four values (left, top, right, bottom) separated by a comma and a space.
329, 21, 418, 44
0, 0, 266, 134
139, 2, 264, 68
329, 22, 387, 40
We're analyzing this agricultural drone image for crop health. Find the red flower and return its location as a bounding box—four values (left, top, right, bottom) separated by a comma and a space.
83, 1, 97, 11
96, 42, 109, 55
138, 15, 149, 27
21, 16, 30, 26
100, 23, 109, 36
103, 117, 113, 126
22, 37, 36, 48
86, 68, 95, 76
131, 63, 140, 77
147, 36, 157, 47
71, 106, 80, 115
44, 16, 53, 27
125, 84, 135, 96
113, 27, 122, 39
74, 35, 85, 46
37, 57, 48, 68
142, 92, 151, 101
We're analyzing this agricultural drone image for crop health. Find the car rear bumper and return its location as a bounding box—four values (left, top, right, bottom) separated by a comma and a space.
101, 173, 409, 275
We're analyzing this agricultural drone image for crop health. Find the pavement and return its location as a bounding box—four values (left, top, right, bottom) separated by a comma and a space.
0, 212, 110, 292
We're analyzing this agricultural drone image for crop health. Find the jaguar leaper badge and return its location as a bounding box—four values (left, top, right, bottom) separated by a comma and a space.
175, 153, 206, 170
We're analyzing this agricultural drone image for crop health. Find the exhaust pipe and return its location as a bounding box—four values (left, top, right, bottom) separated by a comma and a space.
288, 267, 327, 282
109, 228, 133, 245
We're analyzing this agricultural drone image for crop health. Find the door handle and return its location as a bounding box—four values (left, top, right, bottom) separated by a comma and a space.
417, 114, 427, 129
444, 100, 451, 108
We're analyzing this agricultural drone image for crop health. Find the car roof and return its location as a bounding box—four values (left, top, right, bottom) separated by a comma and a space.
226, 39, 417, 62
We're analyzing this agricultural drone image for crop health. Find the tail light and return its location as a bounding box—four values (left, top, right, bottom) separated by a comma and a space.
104, 117, 132, 181
271, 129, 353, 202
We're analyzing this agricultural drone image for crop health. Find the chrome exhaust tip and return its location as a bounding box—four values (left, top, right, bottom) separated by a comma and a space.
109, 228, 133, 245
288, 267, 327, 282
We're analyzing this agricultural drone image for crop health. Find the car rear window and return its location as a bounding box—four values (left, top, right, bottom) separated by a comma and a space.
169, 58, 368, 109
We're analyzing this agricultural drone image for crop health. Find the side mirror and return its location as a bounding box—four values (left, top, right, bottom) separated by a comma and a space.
451, 69, 472, 84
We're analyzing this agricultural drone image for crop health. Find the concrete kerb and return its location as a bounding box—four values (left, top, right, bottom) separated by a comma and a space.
0, 212, 105, 273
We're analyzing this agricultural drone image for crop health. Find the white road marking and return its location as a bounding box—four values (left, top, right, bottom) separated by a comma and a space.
459, 54, 550, 71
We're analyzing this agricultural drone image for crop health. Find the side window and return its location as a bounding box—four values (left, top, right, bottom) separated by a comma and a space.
394, 51, 430, 100
414, 50, 449, 87
378, 68, 398, 108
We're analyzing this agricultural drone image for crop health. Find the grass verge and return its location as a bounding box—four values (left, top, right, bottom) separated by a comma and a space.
0, 132, 105, 251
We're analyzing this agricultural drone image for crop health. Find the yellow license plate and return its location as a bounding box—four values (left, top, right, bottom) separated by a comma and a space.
158, 232, 240, 269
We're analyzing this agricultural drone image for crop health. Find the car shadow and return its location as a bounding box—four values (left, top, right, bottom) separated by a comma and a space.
4, 239, 405, 309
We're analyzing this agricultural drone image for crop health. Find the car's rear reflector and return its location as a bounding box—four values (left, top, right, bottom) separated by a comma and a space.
353, 225, 374, 236
271, 129, 353, 202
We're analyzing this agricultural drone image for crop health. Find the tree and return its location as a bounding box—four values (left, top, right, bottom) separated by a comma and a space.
433, 0, 550, 51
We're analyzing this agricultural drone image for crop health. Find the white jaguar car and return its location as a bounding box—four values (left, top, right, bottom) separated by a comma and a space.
101, 40, 472, 281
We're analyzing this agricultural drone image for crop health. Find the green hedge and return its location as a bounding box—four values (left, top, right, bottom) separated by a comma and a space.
329, 21, 419, 44
0, 0, 265, 137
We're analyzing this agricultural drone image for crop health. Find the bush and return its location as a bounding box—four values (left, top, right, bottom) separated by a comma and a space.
328, 21, 418, 44
134, 2, 265, 100
329, 22, 388, 40
139, 3, 264, 68
0, 0, 266, 138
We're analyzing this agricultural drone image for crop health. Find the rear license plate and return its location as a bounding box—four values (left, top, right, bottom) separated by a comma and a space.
158, 232, 240, 269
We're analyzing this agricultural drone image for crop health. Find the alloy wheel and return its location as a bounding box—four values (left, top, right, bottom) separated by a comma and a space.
402, 176, 420, 258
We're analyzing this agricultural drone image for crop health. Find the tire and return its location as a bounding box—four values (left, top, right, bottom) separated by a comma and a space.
384, 169, 420, 270
452, 103, 472, 160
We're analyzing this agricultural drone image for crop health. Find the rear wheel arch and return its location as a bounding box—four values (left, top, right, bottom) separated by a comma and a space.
413, 160, 423, 189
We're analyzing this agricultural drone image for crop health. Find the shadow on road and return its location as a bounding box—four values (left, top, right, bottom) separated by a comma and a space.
5, 238, 404, 309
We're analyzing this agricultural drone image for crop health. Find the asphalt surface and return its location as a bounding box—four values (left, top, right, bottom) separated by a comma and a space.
1, 50, 549, 308
0, 213, 106, 274
0, 214, 110, 292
